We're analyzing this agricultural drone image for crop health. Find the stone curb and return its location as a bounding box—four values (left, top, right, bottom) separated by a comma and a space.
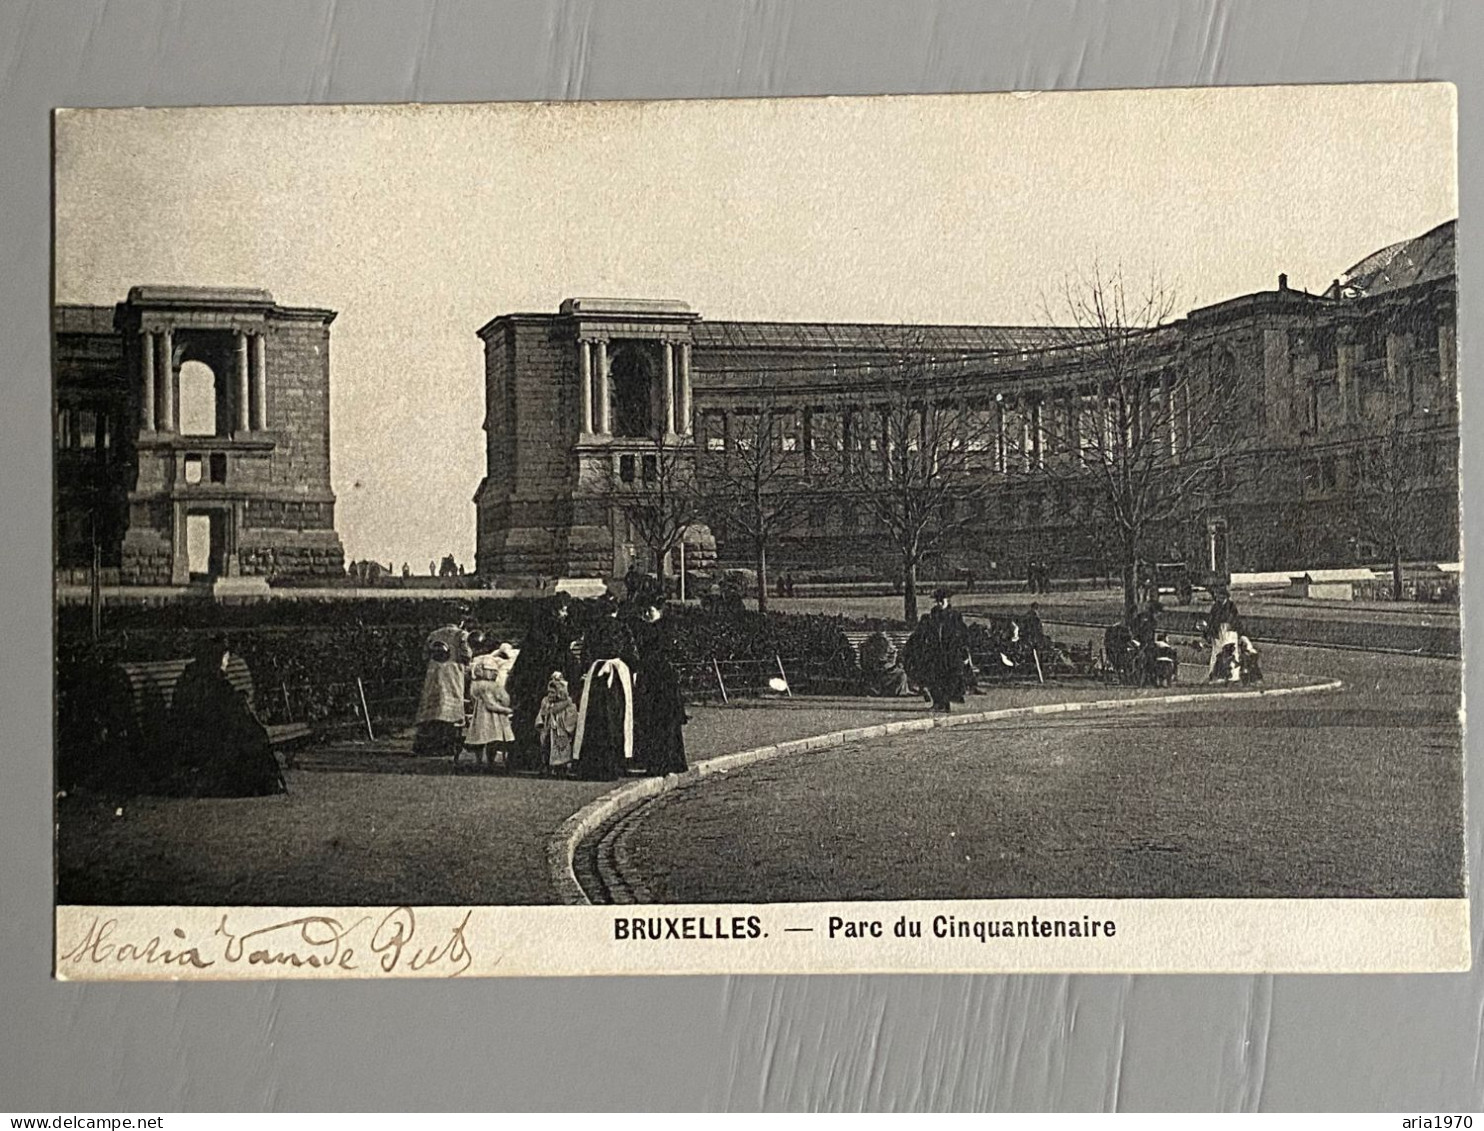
546, 677, 1346, 905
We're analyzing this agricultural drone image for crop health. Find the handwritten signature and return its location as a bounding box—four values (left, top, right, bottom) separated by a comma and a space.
59, 907, 476, 977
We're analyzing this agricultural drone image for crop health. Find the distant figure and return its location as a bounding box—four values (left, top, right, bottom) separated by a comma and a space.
429, 561, 437, 576
859, 631, 911, 697
1239, 636, 1264, 685
402, 562, 411, 578
439, 554, 458, 578
783, 570, 796, 598
1134, 598, 1163, 686
1024, 602, 1046, 653
1204, 584, 1244, 684
167, 638, 286, 797
903, 588, 972, 713
414, 608, 471, 755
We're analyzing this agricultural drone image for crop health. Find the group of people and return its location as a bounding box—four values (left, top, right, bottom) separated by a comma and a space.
859, 592, 1060, 705
1110, 584, 1262, 687
412, 593, 688, 780
1026, 560, 1053, 594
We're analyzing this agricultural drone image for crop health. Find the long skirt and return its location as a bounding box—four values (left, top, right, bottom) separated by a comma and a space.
1208, 628, 1242, 683
572, 661, 633, 781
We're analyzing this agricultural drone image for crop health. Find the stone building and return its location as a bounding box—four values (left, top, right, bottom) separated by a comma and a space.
477, 222, 1457, 584
54, 286, 346, 586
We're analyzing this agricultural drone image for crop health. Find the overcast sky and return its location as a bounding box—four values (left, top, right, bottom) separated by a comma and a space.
54, 85, 1457, 569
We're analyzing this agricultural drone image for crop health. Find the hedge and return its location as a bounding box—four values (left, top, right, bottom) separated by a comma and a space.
55, 597, 1054, 737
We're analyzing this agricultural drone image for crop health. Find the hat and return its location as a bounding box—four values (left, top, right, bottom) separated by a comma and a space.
932, 588, 951, 601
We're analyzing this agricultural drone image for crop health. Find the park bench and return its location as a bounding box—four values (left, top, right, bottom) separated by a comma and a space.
841, 629, 912, 662
118, 656, 313, 750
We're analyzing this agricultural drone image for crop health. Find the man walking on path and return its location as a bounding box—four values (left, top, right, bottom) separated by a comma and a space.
904, 587, 972, 713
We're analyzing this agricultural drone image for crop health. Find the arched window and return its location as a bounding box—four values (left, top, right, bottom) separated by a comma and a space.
610, 345, 656, 438
178, 359, 220, 436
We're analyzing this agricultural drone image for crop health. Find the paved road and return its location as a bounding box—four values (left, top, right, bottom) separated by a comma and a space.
600, 643, 1464, 902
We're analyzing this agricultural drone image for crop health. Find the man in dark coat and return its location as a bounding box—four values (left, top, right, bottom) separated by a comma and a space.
903, 589, 972, 713
630, 601, 689, 776
1133, 597, 1163, 686
507, 595, 581, 772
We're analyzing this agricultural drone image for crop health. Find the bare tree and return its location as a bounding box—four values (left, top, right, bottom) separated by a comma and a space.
1002, 267, 1245, 623
1348, 415, 1449, 601
828, 328, 1008, 623
695, 390, 811, 612
601, 434, 708, 587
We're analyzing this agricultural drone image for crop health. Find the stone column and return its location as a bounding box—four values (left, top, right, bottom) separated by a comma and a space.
578, 339, 594, 435
1439, 319, 1456, 399
678, 342, 693, 434
1336, 328, 1356, 423
1164, 375, 1178, 456
1032, 395, 1045, 468
1020, 398, 1033, 471
140, 330, 156, 432
235, 331, 251, 433
158, 328, 175, 432
595, 338, 611, 435
993, 397, 1006, 472
252, 332, 268, 429
662, 341, 676, 436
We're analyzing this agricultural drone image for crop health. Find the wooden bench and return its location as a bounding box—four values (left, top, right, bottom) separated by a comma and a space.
841, 629, 911, 662
118, 657, 312, 749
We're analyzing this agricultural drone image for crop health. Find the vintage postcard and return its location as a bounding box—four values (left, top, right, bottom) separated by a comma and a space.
52, 86, 1465, 978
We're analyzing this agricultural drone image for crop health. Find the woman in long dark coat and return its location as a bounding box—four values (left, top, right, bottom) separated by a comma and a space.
168, 639, 286, 797
507, 595, 581, 772
630, 602, 688, 776
571, 596, 638, 781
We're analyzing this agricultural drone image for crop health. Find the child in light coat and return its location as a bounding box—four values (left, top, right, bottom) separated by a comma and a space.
536, 670, 580, 777
465, 641, 517, 771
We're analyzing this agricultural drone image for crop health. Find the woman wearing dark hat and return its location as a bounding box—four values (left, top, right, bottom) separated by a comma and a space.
630, 600, 688, 776
507, 593, 582, 773
902, 588, 971, 713
167, 636, 286, 796
571, 594, 638, 780
414, 607, 471, 756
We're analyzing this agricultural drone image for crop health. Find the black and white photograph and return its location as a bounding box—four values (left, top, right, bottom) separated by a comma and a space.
51, 85, 1465, 977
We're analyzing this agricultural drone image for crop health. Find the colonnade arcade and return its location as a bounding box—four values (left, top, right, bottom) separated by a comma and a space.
576, 334, 694, 439
137, 322, 270, 436
698, 370, 1188, 474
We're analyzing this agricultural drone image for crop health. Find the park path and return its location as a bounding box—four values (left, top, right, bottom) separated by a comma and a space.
56, 679, 1242, 907
590, 645, 1458, 904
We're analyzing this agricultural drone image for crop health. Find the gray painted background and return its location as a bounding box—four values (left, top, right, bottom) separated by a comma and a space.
2, 0, 1480, 1112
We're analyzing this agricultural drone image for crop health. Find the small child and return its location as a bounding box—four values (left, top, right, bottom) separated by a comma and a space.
465, 641, 516, 771
536, 670, 580, 777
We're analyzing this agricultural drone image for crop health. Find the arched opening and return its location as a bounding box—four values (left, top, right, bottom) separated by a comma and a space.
178, 359, 220, 436
610, 345, 656, 438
